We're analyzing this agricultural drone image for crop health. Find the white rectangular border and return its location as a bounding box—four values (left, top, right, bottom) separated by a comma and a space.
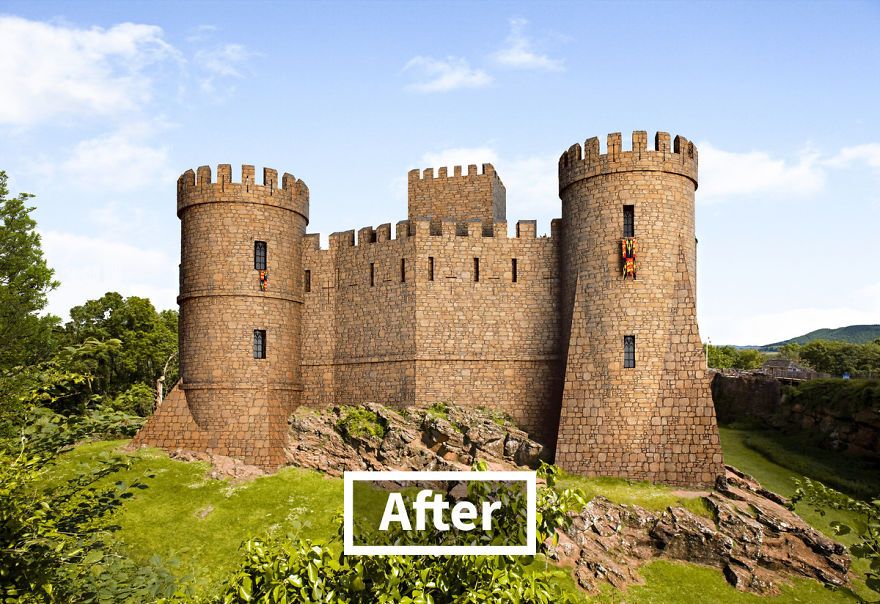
343, 470, 537, 556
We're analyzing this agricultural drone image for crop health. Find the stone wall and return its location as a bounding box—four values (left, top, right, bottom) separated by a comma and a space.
300, 214, 562, 444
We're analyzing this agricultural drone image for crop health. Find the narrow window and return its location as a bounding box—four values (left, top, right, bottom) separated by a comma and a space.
428, 257, 434, 282
254, 241, 267, 270
623, 335, 636, 368
623, 205, 635, 238
473, 257, 480, 282
511, 258, 518, 283
401, 258, 406, 283
304, 269, 311, 293
370, 262, 375, 287
253, 330, 266, 359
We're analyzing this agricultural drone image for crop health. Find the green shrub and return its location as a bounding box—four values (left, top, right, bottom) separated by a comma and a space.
110, 383, 156, 417
336, 407, 386, 440
216, 462, 586, 603
786, 378, 880, 418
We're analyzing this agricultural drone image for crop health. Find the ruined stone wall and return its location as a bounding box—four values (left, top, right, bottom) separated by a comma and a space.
300, 216, 561, 444
407, 164, 506, 232
554, 132, 723, 487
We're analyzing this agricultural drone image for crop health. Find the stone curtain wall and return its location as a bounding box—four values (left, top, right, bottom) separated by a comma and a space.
554, 132, 724, 487
300, 217, 562, 445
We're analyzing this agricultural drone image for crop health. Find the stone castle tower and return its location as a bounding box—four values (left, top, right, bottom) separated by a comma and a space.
133, 131, 724, 486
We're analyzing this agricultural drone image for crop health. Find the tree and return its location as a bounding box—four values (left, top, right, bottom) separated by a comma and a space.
0, 171, 60, 370
707, 345, 766, 370
61, 292, 178, 408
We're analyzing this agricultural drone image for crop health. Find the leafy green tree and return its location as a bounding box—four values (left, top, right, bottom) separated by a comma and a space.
707, 345, 766, 370
0, 171, 60, 371
62, 292, 178, 406
797, 339, 880, 376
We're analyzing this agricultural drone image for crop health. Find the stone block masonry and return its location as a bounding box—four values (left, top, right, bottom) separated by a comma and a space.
132, 130, 723, 487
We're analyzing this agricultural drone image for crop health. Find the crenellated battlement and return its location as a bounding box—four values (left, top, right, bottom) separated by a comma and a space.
177, 164, 309, 221
407, 163, 500, 183
307, 218, 552, 253
558, 131, 698, 193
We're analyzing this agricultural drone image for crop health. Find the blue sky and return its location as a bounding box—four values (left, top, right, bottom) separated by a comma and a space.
0, 0, 878, 345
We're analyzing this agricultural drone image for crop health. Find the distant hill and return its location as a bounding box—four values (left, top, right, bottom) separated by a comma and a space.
758, 324, 880, 351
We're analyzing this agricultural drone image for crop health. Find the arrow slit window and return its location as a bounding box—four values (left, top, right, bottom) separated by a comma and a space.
623, 205, 634, 237
624, 335, 636, 368
253, 330, 266, 359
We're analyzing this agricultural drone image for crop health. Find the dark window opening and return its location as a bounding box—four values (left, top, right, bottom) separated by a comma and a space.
254, 241, 267, 270
401, 258, 406, 283
623, 205, 635, 238
370, 262, 375, 287
253, 330, 266, 359
473, 257, 480, 282
624, 335, 636, 368
304, 269, 311, 293
428, 257, 434, 281
512, 258, 518, 283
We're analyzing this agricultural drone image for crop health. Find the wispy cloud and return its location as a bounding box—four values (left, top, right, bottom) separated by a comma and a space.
403, 56, 492, 93
698, 143, 824, 202
41, 230, 177, 318
0, 16, 179, 126
698, 141, 880, 203
492, 17, 563, 72
61, 130, 174, 193
194, 43, 256, 93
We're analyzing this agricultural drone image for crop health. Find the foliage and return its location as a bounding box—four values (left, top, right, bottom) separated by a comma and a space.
792, 340, 880, 377
791, 477, 880, 600
336, 407, 387, 440
784, 378, 880, 418
707, 345, 766, 370
216, 462, 586, 604
426, 401, 450, 420
0, 171, 60, 372
110, 383, 157, 417
0, 406, 173, 602
61, 292, 178, 403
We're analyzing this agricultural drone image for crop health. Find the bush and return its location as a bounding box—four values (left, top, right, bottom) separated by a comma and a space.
216, 463, 586, 603
336, 407, 386, 440
785, 378, 880, 418
110, 383, 156, 417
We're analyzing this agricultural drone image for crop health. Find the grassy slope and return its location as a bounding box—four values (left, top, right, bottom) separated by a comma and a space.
43, 435, 864, 602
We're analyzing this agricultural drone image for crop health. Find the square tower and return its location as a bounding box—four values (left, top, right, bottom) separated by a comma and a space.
407, 163, 506, 232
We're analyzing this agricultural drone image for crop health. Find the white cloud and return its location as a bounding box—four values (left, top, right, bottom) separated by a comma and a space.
403, 56, 492, 93
41, 230, 177, 318
194, 43, 255, 93
825, 143, 880, 170
698, 143, 825, 202
61, 131, 174, 192
492, 17, 563, 71
0, 16, 179, 126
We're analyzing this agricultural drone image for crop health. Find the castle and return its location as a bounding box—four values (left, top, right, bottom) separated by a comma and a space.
132, 131, 724, 487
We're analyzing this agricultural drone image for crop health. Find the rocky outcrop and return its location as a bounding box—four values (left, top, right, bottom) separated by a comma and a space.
549, 465, 849, 596
284, 402, 550, 475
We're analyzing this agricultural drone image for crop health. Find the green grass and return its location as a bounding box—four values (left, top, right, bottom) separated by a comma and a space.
739, 429, 880, 499
594, 560, 856, 603
43, 441, 343, 594
37, 431, 872, 602
556, 473, 712, 518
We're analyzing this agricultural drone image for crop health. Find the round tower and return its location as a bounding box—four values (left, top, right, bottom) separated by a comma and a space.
177, 164, 309, 468
554, 131, 723, 487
